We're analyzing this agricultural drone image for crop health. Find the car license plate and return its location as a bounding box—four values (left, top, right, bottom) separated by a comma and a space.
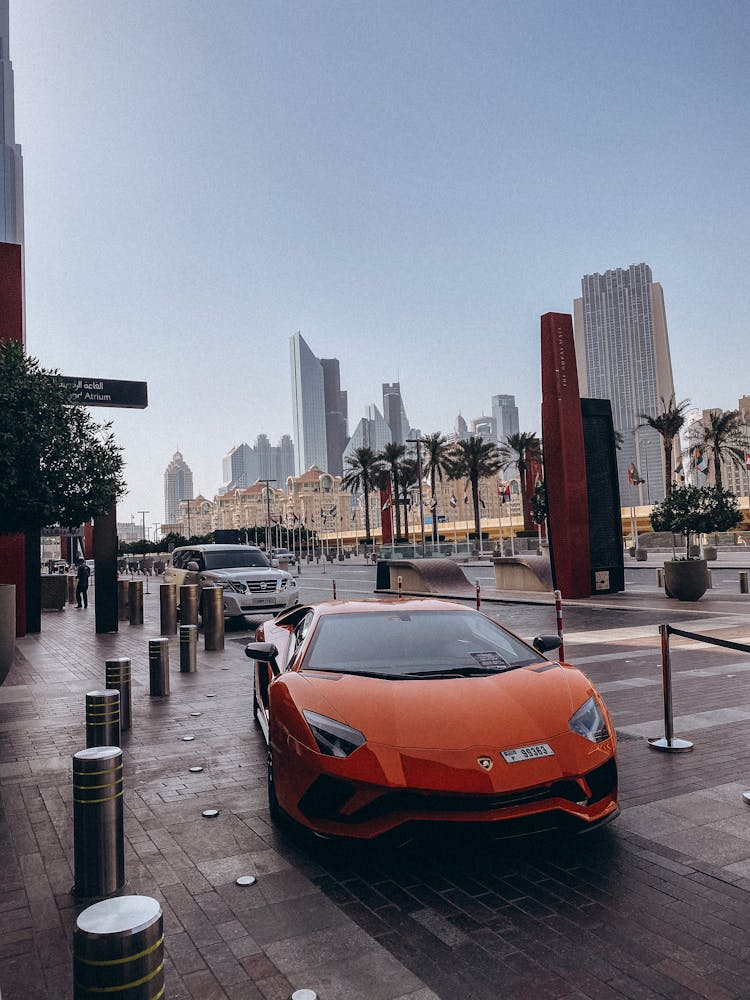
501, 743, 555, 763
249, 596, 276, 606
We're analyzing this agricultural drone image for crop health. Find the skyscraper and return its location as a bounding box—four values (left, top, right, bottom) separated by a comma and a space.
321, 358, 348, 476
492, 394, 519, 444
290, 332, 329, 475
0, 0, 23, 246
164, 450, 194, 523
573, 263, 676, 503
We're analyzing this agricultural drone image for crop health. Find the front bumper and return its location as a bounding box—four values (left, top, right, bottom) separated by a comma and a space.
222, 590, 299, 617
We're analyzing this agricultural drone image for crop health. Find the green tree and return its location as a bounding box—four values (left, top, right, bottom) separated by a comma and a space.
379, 442, 406, 541
638, 395, 690, 497
650, 485, 742, 558
448, 436, 502, 542
690, 410, 747, 490
0, 341, 125, 535
498, 431, 541, 532
341, 447, 383, 544
422, 432, 452, 543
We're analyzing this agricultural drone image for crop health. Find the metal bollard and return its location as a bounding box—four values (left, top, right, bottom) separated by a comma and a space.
159, 583, 177, 635
72, 746, 125, 897
73, 895, 164, 999
148, 637, 170, 696
397, 574, 403, 599
203, 586, 225, 651
105, 657, 132, 732
707, 569, 713, 589
117, 579, 131, 621
741, 572, 749, 594
657, 568, 664, 588
554, 589, 566, 661
128, 580, 143, 626
332, 579, 337, 599
180, 584, 200, 627
179, 624, 198, 672
67, 574, 77, 605
85, 690, 120, 749
475, 580, 481, 609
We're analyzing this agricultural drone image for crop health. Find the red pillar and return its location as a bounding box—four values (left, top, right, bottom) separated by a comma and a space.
0, 243, 26, 635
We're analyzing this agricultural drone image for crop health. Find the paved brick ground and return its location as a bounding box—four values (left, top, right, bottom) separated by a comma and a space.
2, 566, 750, 999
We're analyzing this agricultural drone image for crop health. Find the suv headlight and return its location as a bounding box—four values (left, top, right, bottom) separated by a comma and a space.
302, 711, 365, 758
282, 577, 297, 590
569, 697, 609, 743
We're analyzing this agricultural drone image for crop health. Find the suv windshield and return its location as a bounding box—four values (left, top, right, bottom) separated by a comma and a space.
203, 549, 270, 570
301, 610, 542, 677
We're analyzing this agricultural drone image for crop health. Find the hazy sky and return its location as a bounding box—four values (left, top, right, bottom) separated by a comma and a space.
10, 0, 750, 531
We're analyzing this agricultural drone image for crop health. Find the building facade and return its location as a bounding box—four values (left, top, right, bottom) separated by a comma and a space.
290, 332, 329, 475
321, 359, 348, 476
574, 263, 676, 504
492, 394, 519, 443
163, 450, 194, 523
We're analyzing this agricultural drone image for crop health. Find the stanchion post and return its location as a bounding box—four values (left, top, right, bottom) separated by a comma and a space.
148, 638, 170, 696
85, 690, 120, 749
476, 580, 481, 609
397, 575, 403, 599
332, 579, 337, 600
179, 624, 198, 672
105, 658, 131, 732
72, 746, 125, 898
128, 580, 143, 626
73, 896, 164, 999
160, 583, 177, 635
648, 624, 693, 752
203, 586, 225, 651
554, 589, 565, 661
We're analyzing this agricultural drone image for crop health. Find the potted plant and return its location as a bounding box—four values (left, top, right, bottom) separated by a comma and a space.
650, 485, 742, 601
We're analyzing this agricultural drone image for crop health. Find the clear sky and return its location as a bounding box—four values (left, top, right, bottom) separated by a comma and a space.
9, 0, 750, 532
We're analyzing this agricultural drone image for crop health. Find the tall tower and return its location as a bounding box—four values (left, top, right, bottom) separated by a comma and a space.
492, 394, 519, 444
573, 263, 676, 503
290, 333, 329, 475
164, 451, 194, 523
0, 0, 23, 246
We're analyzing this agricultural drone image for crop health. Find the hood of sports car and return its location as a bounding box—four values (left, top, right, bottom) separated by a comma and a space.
299, 665, 578, 750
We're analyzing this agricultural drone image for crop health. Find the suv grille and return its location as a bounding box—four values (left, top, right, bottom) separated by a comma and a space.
246, 579, 279, 593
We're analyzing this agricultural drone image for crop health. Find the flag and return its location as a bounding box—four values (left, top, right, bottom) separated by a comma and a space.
382, 498, 391, 511
479, 497, 486, 509
693, 447, 708, 474
502, 483, 511, 503
449, 494, 457, 508
291, 512, 299, 523
430, 497, 437, 509
463, 487, 469, 504
745, 451, 750, 470
497, 481, 503, 496
674, 463, 685, 482
627, 463, 644, 486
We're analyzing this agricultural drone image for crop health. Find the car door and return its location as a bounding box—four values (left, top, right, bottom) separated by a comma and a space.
255, 609, 314, 734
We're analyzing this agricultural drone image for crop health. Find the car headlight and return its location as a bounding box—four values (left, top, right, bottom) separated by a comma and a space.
283, 577, 297, 590
302, 711, 365, 758
569, 697, 609, 743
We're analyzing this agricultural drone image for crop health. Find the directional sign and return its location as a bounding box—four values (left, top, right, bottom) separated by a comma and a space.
58, 376, 148, 409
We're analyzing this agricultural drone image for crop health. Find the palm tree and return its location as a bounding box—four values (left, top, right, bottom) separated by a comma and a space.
690, 409, 747, 490
379, 442, 406, 541
448, 436, 501, 543
422, 432, 452, 543
638, 396, 690, 497
498, 431, 541, 532
341, 447, 382, 544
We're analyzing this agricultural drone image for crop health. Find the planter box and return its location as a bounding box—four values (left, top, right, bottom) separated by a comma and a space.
41, 575, 67, 611
664, 559, 708, 602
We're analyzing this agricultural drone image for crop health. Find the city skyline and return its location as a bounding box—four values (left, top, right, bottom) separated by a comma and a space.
7, 2, 749, 525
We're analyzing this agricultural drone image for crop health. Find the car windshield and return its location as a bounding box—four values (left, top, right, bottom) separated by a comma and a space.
301, 610, 543, 677
203, 549, 270, 570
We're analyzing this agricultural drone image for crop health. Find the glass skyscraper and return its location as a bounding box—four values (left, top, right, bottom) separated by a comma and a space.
573, 263, 676, 504
290, 332, 329, 476
0, 0, 23, 246
164, 451, 194, 523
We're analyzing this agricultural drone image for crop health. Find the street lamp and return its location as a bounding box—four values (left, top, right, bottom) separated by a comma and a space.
180, 498, 192, 537
137, 510, 149, 544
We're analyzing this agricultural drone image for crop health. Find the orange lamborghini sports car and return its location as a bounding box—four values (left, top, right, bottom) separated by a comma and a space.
246, 598, 619, 840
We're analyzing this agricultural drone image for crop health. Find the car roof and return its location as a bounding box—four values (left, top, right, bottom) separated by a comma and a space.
172, 544, 261, 553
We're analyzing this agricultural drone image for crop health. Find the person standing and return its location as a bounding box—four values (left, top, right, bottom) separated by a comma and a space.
75, 558, 91, 608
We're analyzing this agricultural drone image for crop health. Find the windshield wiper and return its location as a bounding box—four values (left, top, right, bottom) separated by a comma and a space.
400, 664, 515, 677
305, 668, 411, 680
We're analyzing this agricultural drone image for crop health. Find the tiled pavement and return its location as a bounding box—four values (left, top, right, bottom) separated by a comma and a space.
2, 569, 750, 999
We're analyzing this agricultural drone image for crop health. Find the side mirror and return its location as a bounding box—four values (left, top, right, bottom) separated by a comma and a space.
532, 634, 562, 655
245, 641, 280, 676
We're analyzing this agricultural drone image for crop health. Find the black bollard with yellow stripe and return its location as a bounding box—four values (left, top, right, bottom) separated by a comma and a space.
73, 895, 164, 999
85, 690, 121, 748
105, 657, 132, 732
73, 746, 125, 898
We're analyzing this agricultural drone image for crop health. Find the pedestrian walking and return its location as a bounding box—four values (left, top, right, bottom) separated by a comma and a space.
75, 558, 91, 608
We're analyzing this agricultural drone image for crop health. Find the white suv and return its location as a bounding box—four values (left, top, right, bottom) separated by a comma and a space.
163, 544, 299, 620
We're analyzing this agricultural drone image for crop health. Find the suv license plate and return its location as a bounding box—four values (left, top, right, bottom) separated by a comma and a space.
501, 743, 555, 763
250, 596, 276, 606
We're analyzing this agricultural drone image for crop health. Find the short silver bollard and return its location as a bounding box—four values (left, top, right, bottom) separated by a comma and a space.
203, 586, 225, 651
85, 689, 120, 748
73, 895, 164, 999
72, 746, 124, 898
180, 624, 198, 672
656, 568, 664, 588
117, 579, 131, 621
180, 584, 200, 627
128, 580, 143, 626
741, 571, 749, 595
148, 637, 170, 696
159, 582, 177, 635
105, 657, 132, 732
